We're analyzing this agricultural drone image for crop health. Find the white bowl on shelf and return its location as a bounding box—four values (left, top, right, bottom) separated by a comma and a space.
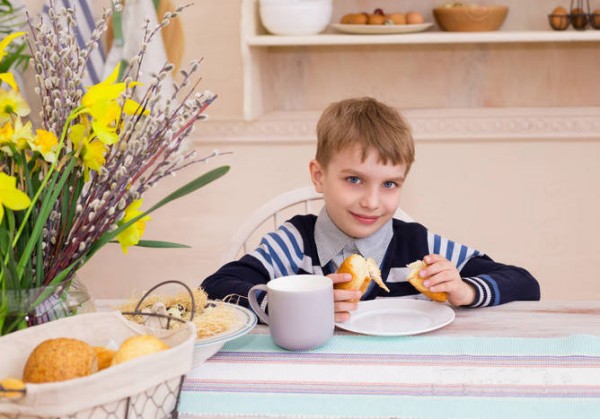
259, 0, 333, 36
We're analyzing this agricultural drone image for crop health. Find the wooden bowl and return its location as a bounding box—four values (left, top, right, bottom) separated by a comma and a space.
433, 5, 509, 32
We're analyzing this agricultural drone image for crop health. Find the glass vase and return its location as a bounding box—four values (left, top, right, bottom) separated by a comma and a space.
1, 276, 95, 336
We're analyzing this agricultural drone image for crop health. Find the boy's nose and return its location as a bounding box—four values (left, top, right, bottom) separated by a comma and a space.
360, 188, 379, 209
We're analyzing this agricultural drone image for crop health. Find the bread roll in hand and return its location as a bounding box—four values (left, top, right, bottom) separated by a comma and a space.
335, 254, 390, 299
406, 260, 448, 302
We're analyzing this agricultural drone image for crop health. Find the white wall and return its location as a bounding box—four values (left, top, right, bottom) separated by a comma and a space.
24, 1, 600, 301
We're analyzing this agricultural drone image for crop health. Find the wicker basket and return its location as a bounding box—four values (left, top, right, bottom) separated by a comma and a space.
0, 311, 196, 418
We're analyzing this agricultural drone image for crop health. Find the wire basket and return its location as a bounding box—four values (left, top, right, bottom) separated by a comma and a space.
548, 0, 600, 31
0, 281, 197, 418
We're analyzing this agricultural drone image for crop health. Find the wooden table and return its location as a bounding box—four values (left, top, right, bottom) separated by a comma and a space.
416, 300, 600, 337
177, 300, 600, 418
236, 300, 600, 337
96, 299, 600, 337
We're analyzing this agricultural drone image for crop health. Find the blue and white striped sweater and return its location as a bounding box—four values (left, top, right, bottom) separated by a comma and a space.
202, 215, 540, 308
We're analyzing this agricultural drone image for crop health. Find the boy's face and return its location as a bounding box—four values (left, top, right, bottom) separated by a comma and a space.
309, 144, 407, 239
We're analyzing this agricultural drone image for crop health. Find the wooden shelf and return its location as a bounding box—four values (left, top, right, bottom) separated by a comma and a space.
240, 0, 600, 120
246, 30, 600, 47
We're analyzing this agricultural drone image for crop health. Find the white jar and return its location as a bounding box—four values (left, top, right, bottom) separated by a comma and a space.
259, 0, 333, 36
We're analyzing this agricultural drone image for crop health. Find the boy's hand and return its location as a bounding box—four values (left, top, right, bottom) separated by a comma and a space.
420, 254, 476, 306
329, 273, 361, 322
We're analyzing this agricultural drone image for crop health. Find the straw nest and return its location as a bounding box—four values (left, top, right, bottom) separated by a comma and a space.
119, 288, 241, 339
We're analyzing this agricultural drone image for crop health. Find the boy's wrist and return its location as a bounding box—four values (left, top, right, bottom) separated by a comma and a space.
453, 281, 477, 307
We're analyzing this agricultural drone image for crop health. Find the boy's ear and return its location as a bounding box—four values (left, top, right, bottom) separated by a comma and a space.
309, 159, 324, 193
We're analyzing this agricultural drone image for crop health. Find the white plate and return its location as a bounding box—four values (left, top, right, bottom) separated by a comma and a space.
335, 299, 455, 336
192, 303, 257, 367
331, 22, 433, 35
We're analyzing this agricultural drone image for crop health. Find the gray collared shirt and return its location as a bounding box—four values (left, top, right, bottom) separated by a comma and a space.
314, 208, 393, 272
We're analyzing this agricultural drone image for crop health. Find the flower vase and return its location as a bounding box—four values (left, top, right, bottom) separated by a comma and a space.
2, 276, 95, 335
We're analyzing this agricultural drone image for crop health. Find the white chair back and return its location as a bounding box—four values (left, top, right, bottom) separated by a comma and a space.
221, 186, 414, 263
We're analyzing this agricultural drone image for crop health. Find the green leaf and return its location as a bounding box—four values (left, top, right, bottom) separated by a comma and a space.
35, 232, 43, 287
0, 211, 18, 289
86, 165, 229, 258
16, 158, 77, 280
134, 240, 191, 249
0, 219, 9, 256
1, 238, 18, 290
148, 165, 231, 214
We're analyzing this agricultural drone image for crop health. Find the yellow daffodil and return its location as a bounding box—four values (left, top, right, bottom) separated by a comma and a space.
0, 32, 26, 62
30, 129, 58, 163
0, 72, 18, 92
0, 123, 14, 156
0, 88, 30, 125
81, 63, 148, 146
12, 119, 34, 144
0, 172, 31, 224
69, 123, 107, 181
7, 118, 34, 153
82, 63, 130, 108
0, 119, 32, 155
82, 140, 107, 173
0, 32, 26, 92
116, 199, 151, 254
89, 100, 120, 145
0, 121, 12, 143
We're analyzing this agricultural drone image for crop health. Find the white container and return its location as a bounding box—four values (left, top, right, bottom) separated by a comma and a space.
259, 0, 333, 36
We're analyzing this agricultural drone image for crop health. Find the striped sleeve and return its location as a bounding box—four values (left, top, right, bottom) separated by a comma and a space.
463, 275, 499, 307
249, 222, 305, 280
427, 231, 482, 271
427, 231, 503, 307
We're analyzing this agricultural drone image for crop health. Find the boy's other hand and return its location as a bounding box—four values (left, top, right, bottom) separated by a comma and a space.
329, 273, 361, 322
421, 254, 476, 306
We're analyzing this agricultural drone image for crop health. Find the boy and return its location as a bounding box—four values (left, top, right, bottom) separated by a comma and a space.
202, 97, 540, 322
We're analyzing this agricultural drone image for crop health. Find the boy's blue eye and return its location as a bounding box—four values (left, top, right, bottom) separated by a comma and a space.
383, 181, 397, 189
347, 176, 361, 184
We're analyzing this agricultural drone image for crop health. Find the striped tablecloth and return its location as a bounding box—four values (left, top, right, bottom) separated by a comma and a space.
179, 334, 600, 418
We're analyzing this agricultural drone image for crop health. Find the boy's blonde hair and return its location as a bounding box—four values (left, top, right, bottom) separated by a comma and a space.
315, 97, 414, 173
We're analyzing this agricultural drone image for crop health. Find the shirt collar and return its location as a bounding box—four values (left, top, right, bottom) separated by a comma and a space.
315, 208, 393, 269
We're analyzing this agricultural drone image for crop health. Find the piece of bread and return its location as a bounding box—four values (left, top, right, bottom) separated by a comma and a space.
23, 338, 98, 383
93, 346, 116, 371
406, 260, 448, 302
335, 254, 390, 299
0, 377, 25, 399
111, 335, 169, 366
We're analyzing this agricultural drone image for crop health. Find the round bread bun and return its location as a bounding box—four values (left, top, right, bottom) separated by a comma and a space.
93, 346, 116, 371
406, 260, 448, 302
335, 254, 390, 299
23, 338, 98, 383
111, 335, 169, 366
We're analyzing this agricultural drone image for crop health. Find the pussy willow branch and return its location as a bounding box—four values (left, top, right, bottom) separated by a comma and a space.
23, 1, 226, 285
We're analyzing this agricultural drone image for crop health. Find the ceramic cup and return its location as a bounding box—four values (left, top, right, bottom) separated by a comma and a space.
248, 275, 334, 351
